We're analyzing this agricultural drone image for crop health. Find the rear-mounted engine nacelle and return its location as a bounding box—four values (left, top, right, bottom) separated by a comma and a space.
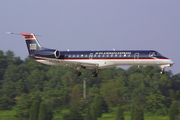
34, 49, 60, 58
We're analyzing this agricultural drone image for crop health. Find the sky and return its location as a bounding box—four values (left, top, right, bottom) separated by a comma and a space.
0, 0, 179, 75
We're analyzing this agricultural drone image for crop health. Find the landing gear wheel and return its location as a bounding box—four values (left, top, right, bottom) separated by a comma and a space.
160, 67, 165, 74
160, 71, 164, 74
75, 71, 81, 76
92, 72, 98, 77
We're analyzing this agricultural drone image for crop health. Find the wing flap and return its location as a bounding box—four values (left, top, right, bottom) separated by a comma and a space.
35, 57, 99, 69
62, 59, 99, 69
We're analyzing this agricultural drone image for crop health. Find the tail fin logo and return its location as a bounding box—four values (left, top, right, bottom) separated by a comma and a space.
30, 43, 37, 50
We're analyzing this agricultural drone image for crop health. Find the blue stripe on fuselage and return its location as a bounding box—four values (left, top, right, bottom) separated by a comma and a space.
32, 50, 169, 60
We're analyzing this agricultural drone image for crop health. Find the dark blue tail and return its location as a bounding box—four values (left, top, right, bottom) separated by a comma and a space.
20, 33, 42, 55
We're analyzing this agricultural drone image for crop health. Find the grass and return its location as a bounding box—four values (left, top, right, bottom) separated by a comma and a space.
98, 111, 169, 120
0, 110, 16, 120
53, 109, 69, 120
0, 107, 169, 120
98, 107, 169, 120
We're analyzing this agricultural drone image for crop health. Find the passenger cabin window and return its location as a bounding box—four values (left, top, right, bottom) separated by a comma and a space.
69, 55, 71, 57
98, 54, 101, 57
94, 54, 96, 57
73, 55, 75, 57
115, 54, 117, 57
107, 55, 109, 57
85, 54, 88, 57
102, 54, 105, 57
81, 54, 83, 57
111, 54, 113, 57
77, 55, 79, 57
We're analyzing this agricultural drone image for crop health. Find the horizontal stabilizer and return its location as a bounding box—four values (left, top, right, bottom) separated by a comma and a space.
7, 32, 42, 55
6, 32, 41, 36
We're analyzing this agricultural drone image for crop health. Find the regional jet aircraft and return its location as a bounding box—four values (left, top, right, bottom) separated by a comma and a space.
9, 32, 174, 77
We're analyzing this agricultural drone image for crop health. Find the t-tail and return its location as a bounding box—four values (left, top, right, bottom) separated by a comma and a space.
20, 33, 43, 56
7, 32, 60, 59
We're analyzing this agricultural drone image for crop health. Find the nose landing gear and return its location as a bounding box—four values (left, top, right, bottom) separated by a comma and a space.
160, 68, 165, 74
160, 71, 164, 74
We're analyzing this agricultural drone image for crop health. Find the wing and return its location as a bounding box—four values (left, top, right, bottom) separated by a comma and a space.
35, 57, 99, 69
63, 59, 99, 69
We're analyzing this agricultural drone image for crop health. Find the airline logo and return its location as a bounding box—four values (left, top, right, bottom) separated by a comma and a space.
30, 44, 37, 50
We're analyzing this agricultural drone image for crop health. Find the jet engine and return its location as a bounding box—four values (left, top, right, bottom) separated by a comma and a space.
34, 49, 60, 58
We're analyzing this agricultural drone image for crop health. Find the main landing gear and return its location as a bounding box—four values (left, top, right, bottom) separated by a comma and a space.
92, 72, 98, 77
75, 66, 99, 77
75, 66, 82, 76
91, 69, 99, 77
75, 71, 81, 76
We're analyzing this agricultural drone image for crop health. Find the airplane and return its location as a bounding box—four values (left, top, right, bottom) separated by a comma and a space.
8, 32, 174, 77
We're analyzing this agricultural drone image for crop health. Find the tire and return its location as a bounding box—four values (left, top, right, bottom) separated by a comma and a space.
75, 71, 81, 76
92, 72, 98, 77
160, 71, 164, 74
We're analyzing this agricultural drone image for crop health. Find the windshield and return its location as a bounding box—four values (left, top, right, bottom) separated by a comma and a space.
156, 52, 161, 56
149, 52, 161, 57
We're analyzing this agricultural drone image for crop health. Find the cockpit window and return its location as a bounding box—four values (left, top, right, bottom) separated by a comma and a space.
149, 52, 155, 57
149, 52, 161, 57
156, 52, 161, 56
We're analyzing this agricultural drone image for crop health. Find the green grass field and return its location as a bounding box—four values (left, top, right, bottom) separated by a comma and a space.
98, 107, 169, 120
0, 110, 16, 120
98, 112, 169, 120
0, 108, 169, 120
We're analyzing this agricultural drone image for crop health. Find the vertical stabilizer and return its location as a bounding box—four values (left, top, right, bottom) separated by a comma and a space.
20, 33, 42, 55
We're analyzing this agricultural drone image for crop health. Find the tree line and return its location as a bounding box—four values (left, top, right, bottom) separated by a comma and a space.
0, 50, 180, 120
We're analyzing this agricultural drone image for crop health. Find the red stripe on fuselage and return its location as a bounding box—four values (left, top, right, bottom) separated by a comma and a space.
35, 59, 46, 61
62, 58, 159, 60
34, 58, 169, 61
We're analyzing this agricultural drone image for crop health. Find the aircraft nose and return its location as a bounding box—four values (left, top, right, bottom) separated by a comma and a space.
169, 59, 175, 66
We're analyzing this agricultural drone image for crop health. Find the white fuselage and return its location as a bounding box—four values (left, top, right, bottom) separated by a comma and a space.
36, 57, 174, 70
